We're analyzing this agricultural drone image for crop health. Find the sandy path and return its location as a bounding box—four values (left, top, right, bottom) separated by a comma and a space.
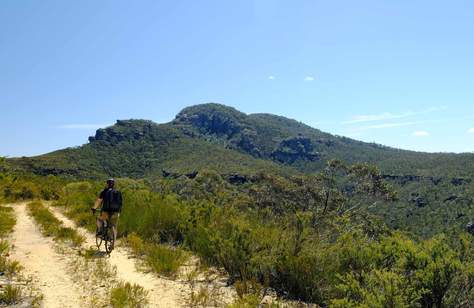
8, 203, 84, 308
49, 206, 189, 308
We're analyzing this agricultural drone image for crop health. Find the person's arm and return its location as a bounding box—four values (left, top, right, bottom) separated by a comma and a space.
92, 198, 102, 210
92, 190, 105, 211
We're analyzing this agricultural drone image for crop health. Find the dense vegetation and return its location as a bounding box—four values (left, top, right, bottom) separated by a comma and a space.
173, 104, 474, 176
8, 118, 292, 179
2, 104, 474, 306
3, 159, 472, 306
6, 104, 474, 237
27, 201, 84, 247
9, 103, 474, 178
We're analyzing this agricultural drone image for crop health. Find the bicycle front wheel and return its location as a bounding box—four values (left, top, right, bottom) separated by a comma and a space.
105, 228, 114, 254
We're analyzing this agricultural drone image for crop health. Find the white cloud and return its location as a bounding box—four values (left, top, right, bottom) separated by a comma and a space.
412, 131, 430, 137
268, 75, 275, 80
367, 122, 419, 129
468, 128, 474, 134
346, 122, 420, 135
304, 76, 315, 82
343, 112, 415, 124
58, 124, 110, 130
343, 106, 448, 125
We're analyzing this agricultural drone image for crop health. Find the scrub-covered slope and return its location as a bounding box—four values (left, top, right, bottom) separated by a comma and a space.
9, 103, 474, 179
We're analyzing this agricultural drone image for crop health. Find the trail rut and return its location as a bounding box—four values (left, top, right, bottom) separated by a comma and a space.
9, 203, 84, 308
6, 202, 235, 307
49, 206, 190, 307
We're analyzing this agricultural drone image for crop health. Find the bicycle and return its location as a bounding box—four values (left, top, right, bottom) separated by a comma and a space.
93, 209, 115, 254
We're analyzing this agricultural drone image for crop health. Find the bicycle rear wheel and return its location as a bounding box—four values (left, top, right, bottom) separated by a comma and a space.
105, 227, 114, 254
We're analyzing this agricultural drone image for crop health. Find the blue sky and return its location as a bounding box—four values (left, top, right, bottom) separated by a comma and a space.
1, 0, 474, 157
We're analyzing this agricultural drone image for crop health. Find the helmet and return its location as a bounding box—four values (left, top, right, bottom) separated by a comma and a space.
106, 178, 115, 184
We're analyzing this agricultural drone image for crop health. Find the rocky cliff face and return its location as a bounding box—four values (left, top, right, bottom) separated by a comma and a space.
271, 137, 320, 164
173, 103, 325, 164
88, 120, 157, 144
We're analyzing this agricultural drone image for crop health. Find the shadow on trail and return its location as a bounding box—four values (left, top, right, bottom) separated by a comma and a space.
79, 247, 111, 259
92, 251, 110, 258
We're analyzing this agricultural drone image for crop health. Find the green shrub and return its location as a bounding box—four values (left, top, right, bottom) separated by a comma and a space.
27, 201, 84, 247
110, 282, 148, 308
126, 233, 187, 277
145, 244, 187, 277
124, 233, 146, 257
51, 176, 474, 306
0, 284, 22, 305
0, 240, 22, 277
56, 226, 85, 246
0, 206, 16, 236
0, 173, 64, 202
228, 294, 261, 308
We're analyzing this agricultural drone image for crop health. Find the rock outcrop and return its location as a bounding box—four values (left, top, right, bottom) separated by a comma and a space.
271, 137, 320, 164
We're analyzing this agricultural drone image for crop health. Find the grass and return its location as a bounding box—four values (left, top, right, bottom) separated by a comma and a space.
0, 240, 22, 278
110, 282, 149, 308
227, 295, 262, 308
0, 207, 39, 306
27, 201, 85, 247
0, 206, 20, 277
71, 244, 152, 308
0, 205, 16, 236
125, 233, 188, 277
0, 284, 23, 305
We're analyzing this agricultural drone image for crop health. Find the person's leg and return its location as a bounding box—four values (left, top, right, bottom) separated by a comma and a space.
112, 225, 117, 246
111, 213, 118, 245
97, 212, 106, 235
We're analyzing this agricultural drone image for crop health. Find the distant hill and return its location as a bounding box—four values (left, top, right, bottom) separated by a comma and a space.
172, 104, 474, 176
9, 118, 291, 179
8, 103, 474, 179
6, 103, 474, 237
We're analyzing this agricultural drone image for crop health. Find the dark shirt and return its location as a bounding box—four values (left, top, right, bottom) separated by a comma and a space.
99, 188, 112, 200
99, 188, 112, 212
99, 188, 122, 213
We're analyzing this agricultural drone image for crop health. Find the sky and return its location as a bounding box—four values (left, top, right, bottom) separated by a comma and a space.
1, 0, 474, 157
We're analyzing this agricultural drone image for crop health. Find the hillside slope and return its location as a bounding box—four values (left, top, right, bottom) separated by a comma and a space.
9, 118, 293, 179
172, 104, 474, 176
8, 103, 474, 179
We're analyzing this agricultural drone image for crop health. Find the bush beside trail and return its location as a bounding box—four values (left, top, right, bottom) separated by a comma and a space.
27, 201, 84, 247
51, 167, 474, 306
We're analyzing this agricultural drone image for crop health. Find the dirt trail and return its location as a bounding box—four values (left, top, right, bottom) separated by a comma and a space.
8, 203, 84, 308
49, 206, 189, 307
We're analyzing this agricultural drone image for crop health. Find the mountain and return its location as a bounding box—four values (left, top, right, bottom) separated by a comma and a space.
172, 104, 474, 176
9, 118, 292, 179
6, 103, 474, 237
9, 103, 474, 179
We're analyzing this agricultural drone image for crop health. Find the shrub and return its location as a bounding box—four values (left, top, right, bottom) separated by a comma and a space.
145, 244, 186, 277
0, 240, 22, 277
110, 282, 149, 308
0, 206, 16, 236
27, 201, 84, 247
125, 233, 187, 277
0, 284, 22, 305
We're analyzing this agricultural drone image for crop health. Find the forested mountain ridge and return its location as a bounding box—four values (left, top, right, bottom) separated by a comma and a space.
9, 118, 292, 179
7, 103, 474, 238
9, 103, 474, 179
172, 103, 474, 176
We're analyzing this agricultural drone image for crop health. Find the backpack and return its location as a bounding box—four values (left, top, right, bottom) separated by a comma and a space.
102, 189, 123, 213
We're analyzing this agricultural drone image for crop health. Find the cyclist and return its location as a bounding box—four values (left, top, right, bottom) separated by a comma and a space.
91, 178, 123, 248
